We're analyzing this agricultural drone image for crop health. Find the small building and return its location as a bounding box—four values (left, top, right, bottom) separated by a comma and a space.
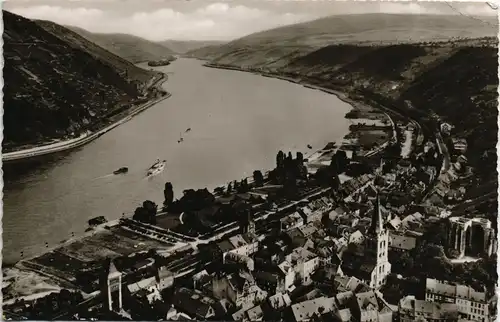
348, 230, 365, 245
217, 233, 259, 260
440, 123, 453, 136
334, 276, 370, 293
224, 252, 255, 271
127, 278, 162, 305
451, 138, 468, 155
352, 290, 393, 322
277, 260, 296, 292
286, 247, 320, 285
268, 292, 292, 310
280, 212, 304, 232
246, 305, 264, 321
299, 197, 333, 223
157, 266, 175, 291
387, 216, 402, 231
173, 287, 217, 320
231, 305, 264, 322
399, 295, 459, 322
212, 271, 267, 310
165, 305, 192, 320
254, 271, 282, 294
389, 231, 418, 252
228, 234, 259, 257
298, 222, 319, 239
290, 296, 337, 322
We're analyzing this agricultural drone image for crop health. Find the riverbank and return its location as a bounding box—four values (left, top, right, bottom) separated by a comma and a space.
3, 73, 171, 163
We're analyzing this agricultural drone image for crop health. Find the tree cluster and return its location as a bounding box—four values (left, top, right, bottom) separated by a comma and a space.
270, 151, 307, 183
253, 170, 264, 187
13, 289, 84, 320
163, 182, 174, 207
268, 151, 308, 198
230, 178, 251, 194
133, 200, 158, 225
315, 150, 349, 189
169, 188, 215, 213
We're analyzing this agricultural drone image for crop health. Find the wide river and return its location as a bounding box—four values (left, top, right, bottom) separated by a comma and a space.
3, 58, 352, 264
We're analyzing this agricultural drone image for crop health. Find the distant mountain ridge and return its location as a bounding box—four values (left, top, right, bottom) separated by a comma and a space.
65, 25, 224, 59
3, 10, 162, 150
159, 40, 225, 54
187, 13, 498, 63
65, 26, 175, 63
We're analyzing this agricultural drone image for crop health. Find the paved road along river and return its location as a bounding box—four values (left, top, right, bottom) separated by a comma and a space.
3, 58, 353, 264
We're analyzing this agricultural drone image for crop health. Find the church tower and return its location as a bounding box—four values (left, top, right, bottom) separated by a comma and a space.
241, 207, 255, 236
366, 192, 391, 289
106, 260, 123, 312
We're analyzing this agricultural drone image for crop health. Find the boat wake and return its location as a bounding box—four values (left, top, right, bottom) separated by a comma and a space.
92, 174, 115, 181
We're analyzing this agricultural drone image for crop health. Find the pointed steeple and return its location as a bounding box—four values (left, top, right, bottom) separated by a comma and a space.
107, 259, 121, 279
369, 191, 384, 235
378, 158, 385, 174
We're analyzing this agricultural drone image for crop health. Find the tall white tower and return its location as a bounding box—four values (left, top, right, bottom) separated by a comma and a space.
106, 260, 123, 312
366, 192, 391, 289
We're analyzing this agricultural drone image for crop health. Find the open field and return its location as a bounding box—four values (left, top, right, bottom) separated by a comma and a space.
11, 224, 177, 294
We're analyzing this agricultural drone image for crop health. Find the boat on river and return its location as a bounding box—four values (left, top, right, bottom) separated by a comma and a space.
113, 167, 129, 175
147, 159, 166, 177
178, 132, 184, 143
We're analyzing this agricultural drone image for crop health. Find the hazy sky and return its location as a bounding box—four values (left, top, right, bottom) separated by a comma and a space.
3, 0, 498, 41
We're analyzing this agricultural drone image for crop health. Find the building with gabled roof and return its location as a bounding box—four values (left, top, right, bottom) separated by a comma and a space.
399, 295, 459, 322
425, 278, 490, 322
281, 212, 305, 232
352, 290, 393, 322
173, 287, 217, 320
268, 292, 292, 310
290, 296, 337, 322
212, 270, 267, 310
286, 246, 320, 285
389, 231, 419, 252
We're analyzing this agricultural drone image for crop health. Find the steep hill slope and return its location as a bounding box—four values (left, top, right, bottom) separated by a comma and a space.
3, 11, 163, 151
35, 21, 158, 83
189, 14, 497, 68
282, 41, 497, 178
65, 26, 175, 63
160, 40, 224, 54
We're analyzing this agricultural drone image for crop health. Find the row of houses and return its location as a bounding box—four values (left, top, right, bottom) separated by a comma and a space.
280, 196, 336, 232
399, 278, 491, 322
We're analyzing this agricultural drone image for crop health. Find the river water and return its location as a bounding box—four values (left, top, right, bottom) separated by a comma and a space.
2, 58, 352, 264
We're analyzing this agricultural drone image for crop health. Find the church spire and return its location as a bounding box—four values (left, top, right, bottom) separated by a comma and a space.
369, 191, 384, 235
